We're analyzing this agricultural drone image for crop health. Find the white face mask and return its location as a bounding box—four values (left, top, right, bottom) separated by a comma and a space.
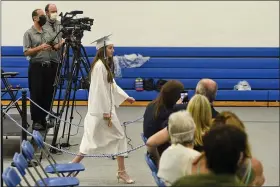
50, 13, 58, 21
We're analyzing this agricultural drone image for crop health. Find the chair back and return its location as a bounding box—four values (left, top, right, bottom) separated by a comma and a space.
32, 130, 44, 148
13, 152, 28, 176
21, 140, 35, 161
145, 153, 158, 173
141, 133, 147, 144
152, 172, 166, 187
2, 167, 22, 187
2, 167, 13, 187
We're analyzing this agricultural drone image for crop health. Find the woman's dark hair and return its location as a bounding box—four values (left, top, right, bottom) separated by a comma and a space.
151, 80, 184, 119
203, 124, 247, 174
90, 46, 114, 83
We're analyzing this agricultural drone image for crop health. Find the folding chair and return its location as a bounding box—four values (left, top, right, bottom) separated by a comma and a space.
141, 134, 158, 173
13, 152, 41, 187
145, 153, 158, 173
1, 69, 23, 116
140, 133, 147, 144
32, 130, 85, 177
2, 167, 23, 187
152, 171, 166, 187
21, 140, 80, 187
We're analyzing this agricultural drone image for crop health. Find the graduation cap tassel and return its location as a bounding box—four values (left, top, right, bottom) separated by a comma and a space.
103, 40, 107, 60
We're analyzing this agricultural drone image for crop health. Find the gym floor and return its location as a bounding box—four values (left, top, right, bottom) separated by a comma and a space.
2, 106, 279, 186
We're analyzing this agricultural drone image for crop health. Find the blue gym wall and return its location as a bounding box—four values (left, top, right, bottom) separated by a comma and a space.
1, 1, 279, 102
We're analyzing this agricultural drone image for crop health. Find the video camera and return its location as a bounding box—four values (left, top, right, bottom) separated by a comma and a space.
59, 10, 94, 39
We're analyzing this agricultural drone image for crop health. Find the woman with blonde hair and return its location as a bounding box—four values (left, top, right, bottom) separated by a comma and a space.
187, 94, 212, 152
192, 111, 265, 186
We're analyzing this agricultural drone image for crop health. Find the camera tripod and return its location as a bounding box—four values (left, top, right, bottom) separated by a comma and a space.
48, 37, 91, 153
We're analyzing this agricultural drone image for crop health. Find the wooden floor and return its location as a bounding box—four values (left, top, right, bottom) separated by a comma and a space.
2, 100, 280, 107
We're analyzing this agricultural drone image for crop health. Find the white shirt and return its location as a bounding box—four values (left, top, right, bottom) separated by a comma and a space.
157, 144, 201, 185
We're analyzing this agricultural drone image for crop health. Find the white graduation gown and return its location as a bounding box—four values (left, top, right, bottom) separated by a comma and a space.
79, 60, 129, 155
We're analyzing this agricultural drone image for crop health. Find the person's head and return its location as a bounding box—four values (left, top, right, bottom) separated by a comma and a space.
195, 79, 218, 103
94, 34, 114, 58
90, 36, 115, 83
203, 125, 247, 174
187, 94, 212, 147
32, 9, 47, 27
45, 4, 58, 22
168, 111, 196, 147
212, 111, 252, 158
153, 80, 184, 118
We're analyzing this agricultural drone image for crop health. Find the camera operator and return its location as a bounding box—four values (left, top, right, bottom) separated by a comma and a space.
23, 9, 60, 131
44, 3, 64, 52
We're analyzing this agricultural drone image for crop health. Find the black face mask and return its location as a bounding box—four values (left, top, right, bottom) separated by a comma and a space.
38, 15, 47, 26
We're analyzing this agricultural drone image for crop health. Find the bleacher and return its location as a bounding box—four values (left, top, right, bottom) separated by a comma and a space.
1, 46, 279, 106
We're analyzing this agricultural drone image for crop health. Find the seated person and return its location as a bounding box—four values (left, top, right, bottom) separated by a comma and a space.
143, 80, 184, 163
174, 78, 219, 118
186, 94, 212, 152
146, 94, 212, 159
157, 110, 201, 186
172, 125, 248, 186
191, 111, 265, 186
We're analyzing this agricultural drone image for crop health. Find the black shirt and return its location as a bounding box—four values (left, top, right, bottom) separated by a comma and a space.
143, 102, 173, 155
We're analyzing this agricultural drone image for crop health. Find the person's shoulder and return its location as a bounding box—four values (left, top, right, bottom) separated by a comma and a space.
93, 60, 105, 69
173, 174, 244, 187
160, 146, 173, 158
42, 25, 51, 31
24, 26, 33, 34
185, 147, 201, 157
164, 144, 191, 157
172, 174, 210, 186
42, 27, 54, 35
143, 102, 155, 117
145, 101, 156, 111
147, 101, 156, 107
211, 106, 219, 118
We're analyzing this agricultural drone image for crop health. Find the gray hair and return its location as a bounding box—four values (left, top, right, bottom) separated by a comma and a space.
195, 79, 218, 103
168, 111, 196, 145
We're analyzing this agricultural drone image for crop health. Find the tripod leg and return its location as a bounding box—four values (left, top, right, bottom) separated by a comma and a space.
60, 56, 82, 148
78, 58, 91, 92
49, 42, 92, 151
65, 59, 82, 146
60, 53, 77, 139
49, 43, 71, 154
80, 45, 91, 73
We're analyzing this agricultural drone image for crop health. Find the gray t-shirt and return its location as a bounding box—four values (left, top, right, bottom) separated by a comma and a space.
23, 25, 59, 64
43, 18, 63, 63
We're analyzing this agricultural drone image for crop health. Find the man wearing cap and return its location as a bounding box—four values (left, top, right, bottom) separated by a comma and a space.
70, 34, 136, 184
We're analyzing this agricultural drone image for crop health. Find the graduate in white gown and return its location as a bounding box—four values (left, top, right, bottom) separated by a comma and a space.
71, 34, 135, 184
